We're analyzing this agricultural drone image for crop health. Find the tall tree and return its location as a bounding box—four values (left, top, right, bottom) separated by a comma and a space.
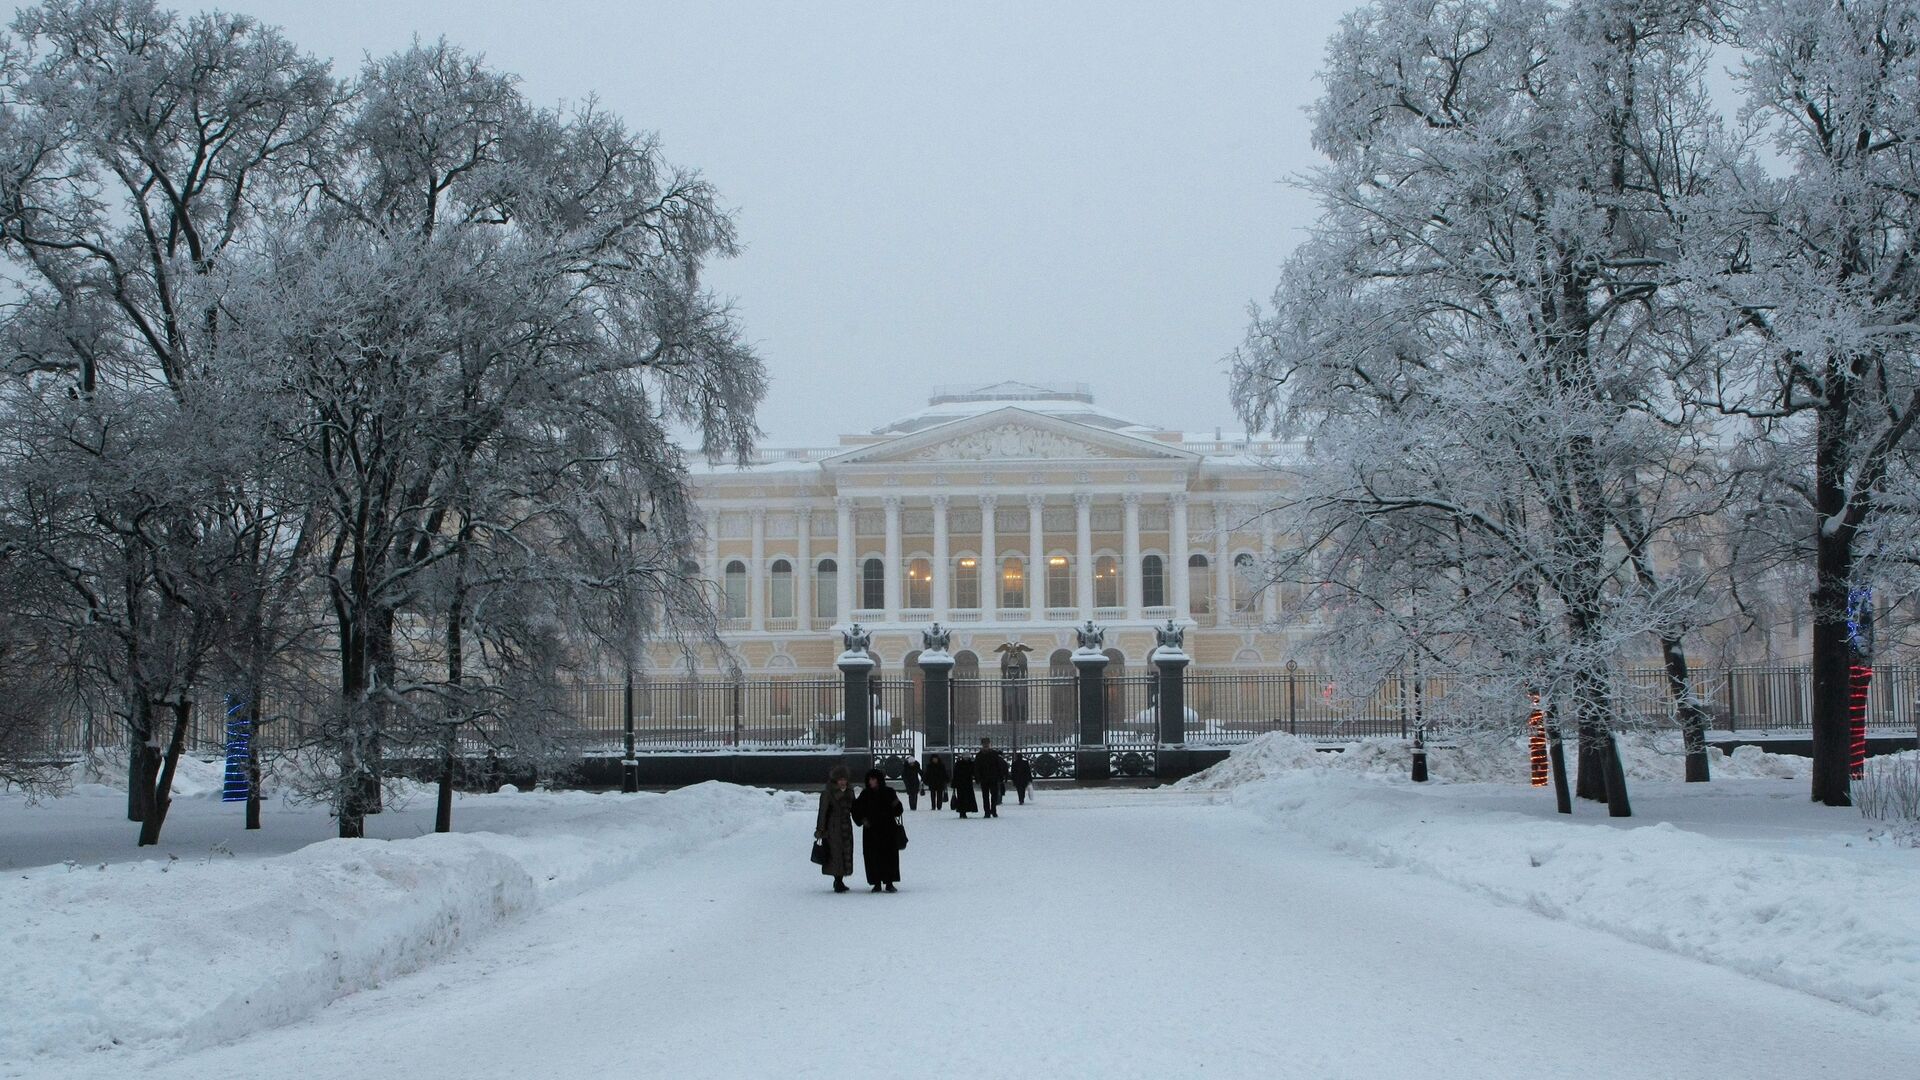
1234, 0, 1735, 811
1678, 0, 1920, 805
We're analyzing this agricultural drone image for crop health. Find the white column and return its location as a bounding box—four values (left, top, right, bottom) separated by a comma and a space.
931, 494, 950, 622
1027, 494, 1046, 619
1214, 501, 1233, 621
1261, 512, 1278, 625
979, 494, 997, 614
1123, 491, 1143, 619
704, 509, 721, 602
748, 509, 766, 631
835, 497, 855, 622
1074, 492, 1094, 618
883, 495, 902, 622
795, 508, 812, 631
1169, 494, 1190, 619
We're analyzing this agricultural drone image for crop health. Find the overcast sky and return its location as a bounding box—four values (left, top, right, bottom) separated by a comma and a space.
153, 1, 1361, 443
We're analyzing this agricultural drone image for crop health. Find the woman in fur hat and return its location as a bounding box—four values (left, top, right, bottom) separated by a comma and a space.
814, 765, 856, 892
851, 767, 905, 892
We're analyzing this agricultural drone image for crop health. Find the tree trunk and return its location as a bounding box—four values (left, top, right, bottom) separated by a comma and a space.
244, 679, 263, 831
137, 699, 193, 846
126, 695, 159, 823
1576, 720, 1609, 802
1809, 541, 1855, 807
1603, 732, 1632, 818
1545, 705, 1572, 815
437, 561, 466, 835
1658, 637, 1712, 783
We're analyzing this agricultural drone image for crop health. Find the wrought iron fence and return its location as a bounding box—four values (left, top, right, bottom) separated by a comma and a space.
947, 674, 1079, 750
568, 678, 845, 752
27, 663, 1920, 762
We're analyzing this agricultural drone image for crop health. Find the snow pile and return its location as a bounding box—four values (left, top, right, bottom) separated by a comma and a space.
1178, 731, 1812, 790
0, 782, 787, 1064
59, 750, 233, 799
1232, 772, 1920, 1021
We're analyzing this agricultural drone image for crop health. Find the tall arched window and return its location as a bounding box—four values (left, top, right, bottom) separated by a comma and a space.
815, 559, 837, 621
1000, 556, 1025, 608
954, 556, 980, 609
769, 559, 793, 619
1094, 555, 1119, 608
1188, 554, 1212, 615
906, 558, 932, 609
1233, 552, 1259, 613
861, 557, 884, 610
723, 560, 747, 619
1046, 554, 1071, 608
1141, 554, 1165, 608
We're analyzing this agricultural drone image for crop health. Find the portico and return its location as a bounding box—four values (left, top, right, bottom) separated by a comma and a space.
674, 382, 1298, 676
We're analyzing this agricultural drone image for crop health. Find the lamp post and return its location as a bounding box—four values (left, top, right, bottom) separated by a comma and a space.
1285, 659, 1299, 736
621, 665, 638, 793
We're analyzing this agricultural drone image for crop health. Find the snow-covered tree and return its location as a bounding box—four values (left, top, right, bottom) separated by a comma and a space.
210, 39, 764, 837
1674, 0, 1920, 806
1234, 0, 1741, 813
0, 0, 340, 841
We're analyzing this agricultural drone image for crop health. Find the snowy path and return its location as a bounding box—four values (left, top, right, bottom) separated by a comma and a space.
61, 789, 1920, 1080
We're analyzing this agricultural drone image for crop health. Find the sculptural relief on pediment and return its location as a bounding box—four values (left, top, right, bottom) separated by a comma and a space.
904, 423, 1125, 462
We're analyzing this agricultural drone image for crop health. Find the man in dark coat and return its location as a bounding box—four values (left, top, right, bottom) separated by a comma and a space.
901, 757, 924, 810
815, 765, 855, 891
949, 754, 979, 817
1011, 752, 1033, 804
924, 754, 949, 811
975, 737, 1008, 818
851, 768, 905, 892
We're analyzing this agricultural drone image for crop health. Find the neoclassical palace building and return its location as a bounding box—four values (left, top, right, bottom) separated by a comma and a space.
653, 382, 1300, 680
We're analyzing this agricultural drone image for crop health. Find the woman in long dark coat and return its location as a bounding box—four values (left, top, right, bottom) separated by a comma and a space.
815, 765, 855, 892
924, 754, 949, 811
949, 754, 979, 818
851, 767, 905, 892
901, 757, 923, 811
1011, 752, 1033, 804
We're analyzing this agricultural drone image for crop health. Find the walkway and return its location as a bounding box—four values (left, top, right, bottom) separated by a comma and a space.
83, 789, 1920, 1079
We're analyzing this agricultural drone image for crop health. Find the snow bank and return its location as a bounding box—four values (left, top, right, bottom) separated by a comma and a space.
1177, 731, 1811, 790
1230, 771, 1920, 1021
0, 782, 788, 1064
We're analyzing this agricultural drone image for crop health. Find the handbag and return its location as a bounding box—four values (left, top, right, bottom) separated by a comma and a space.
810, 837, 828, 866
895, 816, 908, 850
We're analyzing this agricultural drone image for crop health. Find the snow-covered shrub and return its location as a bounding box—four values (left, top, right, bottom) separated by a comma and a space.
1857, 752, 1920, 823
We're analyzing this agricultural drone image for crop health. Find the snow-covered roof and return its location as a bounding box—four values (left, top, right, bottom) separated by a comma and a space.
875, 381, 1151, 435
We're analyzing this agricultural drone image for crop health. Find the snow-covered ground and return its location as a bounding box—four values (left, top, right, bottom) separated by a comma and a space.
5, 741, 1918, 1079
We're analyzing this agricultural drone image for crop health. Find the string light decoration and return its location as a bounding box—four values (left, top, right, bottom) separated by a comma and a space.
1527, 693, 1549, 788
222, 694, 253, 803
1847, 664, 1872, 780
1846, 587, 1874, 781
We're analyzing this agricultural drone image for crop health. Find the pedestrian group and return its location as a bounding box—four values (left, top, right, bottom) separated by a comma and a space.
813, 736, 1037, 892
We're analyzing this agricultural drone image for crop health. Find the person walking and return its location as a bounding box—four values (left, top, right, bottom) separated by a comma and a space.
851, 767, 905, 892
901, 757, 924, 811
975, 737, 1007, 818
925, 754, 949, 811
1011, 752, 1033, 805
815, 765, 855, 892
949, 754, 979, 818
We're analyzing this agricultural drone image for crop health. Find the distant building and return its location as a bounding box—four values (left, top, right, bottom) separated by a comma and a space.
659, 381, 1301, 678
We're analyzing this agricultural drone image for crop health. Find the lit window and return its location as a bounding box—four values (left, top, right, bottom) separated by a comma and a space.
906, 558, 932, 609
1047, 555, 1071, 608
955, 557, 979, 609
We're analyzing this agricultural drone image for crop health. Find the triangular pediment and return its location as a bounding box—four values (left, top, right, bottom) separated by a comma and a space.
822, 407, 1197, 468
